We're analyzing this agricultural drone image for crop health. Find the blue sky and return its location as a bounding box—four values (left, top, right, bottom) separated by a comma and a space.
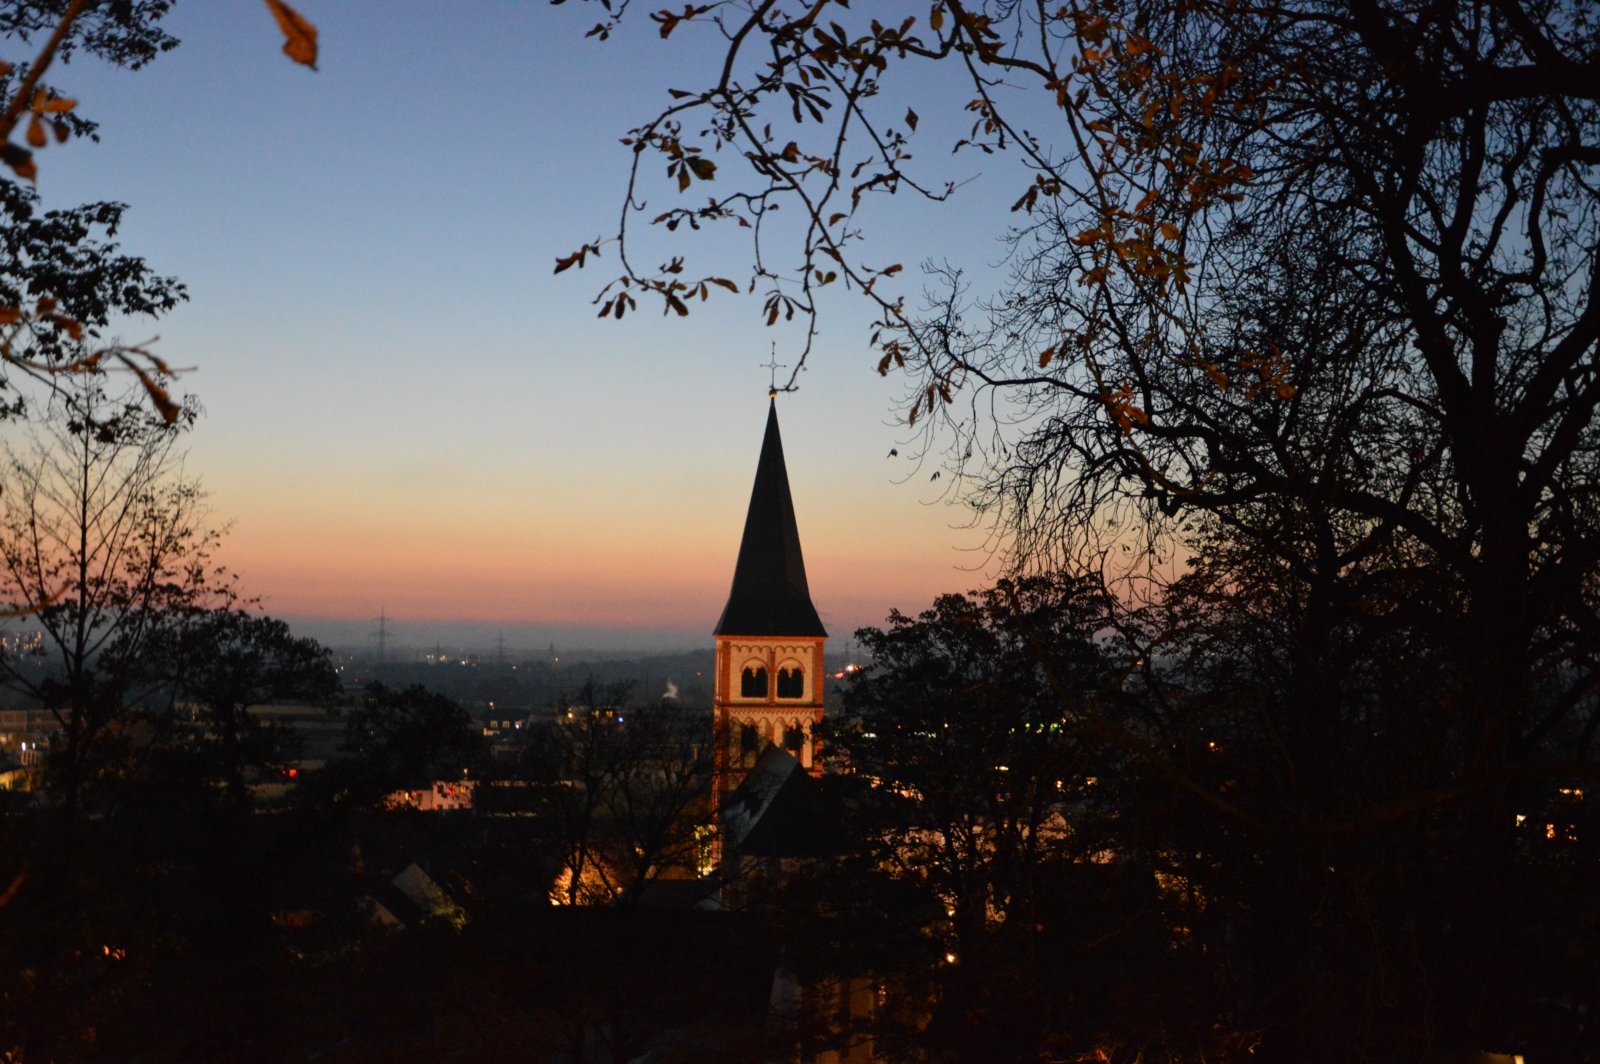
18, 1, 1042, 650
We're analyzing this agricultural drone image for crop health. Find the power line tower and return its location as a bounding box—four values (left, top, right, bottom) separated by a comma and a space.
373, 608, 391, 673
495, 631, 507, 668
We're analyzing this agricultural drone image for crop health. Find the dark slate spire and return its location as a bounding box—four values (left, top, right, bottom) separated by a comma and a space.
714, 400, 827, 637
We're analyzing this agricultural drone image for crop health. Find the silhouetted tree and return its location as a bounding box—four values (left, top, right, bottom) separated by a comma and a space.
806, 575, 1216, 1063
522, 679, 716, 906
0, 0, 313, 416
136, 606, 341, 812
565, 3, 1600, 1056
0, 375, 218, 812
835, 576, 1114, 943
0, 2, 187, 405
312, 683, 484, 809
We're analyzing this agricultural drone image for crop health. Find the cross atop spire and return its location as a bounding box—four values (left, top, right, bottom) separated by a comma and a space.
761, 344, 787, 398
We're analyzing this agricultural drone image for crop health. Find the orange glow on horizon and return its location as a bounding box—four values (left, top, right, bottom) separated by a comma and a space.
209, 424, 977, 634
220, 526, 965, 632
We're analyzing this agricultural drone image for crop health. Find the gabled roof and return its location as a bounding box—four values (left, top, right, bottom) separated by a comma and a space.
714, 400, 827, 638
721, 744, 848, 858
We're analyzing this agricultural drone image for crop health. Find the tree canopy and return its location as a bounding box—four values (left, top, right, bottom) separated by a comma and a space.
0, 0, 317, 414
561, 2, 1600, 1057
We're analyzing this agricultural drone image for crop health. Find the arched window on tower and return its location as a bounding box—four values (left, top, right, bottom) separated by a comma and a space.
739, 722, 761, 768
741, 665, 769, 698
776, 664, 804, 699
783, 723, 805, 752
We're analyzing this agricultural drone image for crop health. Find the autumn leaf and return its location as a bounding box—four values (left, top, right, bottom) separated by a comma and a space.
555, 250, 587, 274
47, 314, 83, 341
1072, 223, 1109, 245
263, 0, 318, 70
25, 116, 45, 149
126, 362, 183, 425
1, 143, 36, 182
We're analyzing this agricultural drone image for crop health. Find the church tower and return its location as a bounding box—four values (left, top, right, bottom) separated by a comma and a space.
713, 398, 827, 806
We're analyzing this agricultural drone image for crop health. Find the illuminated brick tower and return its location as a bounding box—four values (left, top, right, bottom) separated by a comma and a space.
712, 398, 827, 808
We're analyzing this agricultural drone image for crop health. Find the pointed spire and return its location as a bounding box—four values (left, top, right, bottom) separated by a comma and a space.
715, 399, 827, 637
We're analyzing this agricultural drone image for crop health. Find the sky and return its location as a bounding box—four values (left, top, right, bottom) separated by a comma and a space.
21, 1, 1041, 652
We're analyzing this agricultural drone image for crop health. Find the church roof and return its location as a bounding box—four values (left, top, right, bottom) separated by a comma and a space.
722, 745, 849, 858
714, 400, 827, 638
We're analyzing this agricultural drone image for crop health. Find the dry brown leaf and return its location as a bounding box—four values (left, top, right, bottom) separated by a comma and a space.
125, 361, 183, 425
264, 0, 318, 70
1, 143, 36, 182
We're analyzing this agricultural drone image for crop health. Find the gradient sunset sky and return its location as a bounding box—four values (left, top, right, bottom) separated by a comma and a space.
26, 1, 1038, 648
